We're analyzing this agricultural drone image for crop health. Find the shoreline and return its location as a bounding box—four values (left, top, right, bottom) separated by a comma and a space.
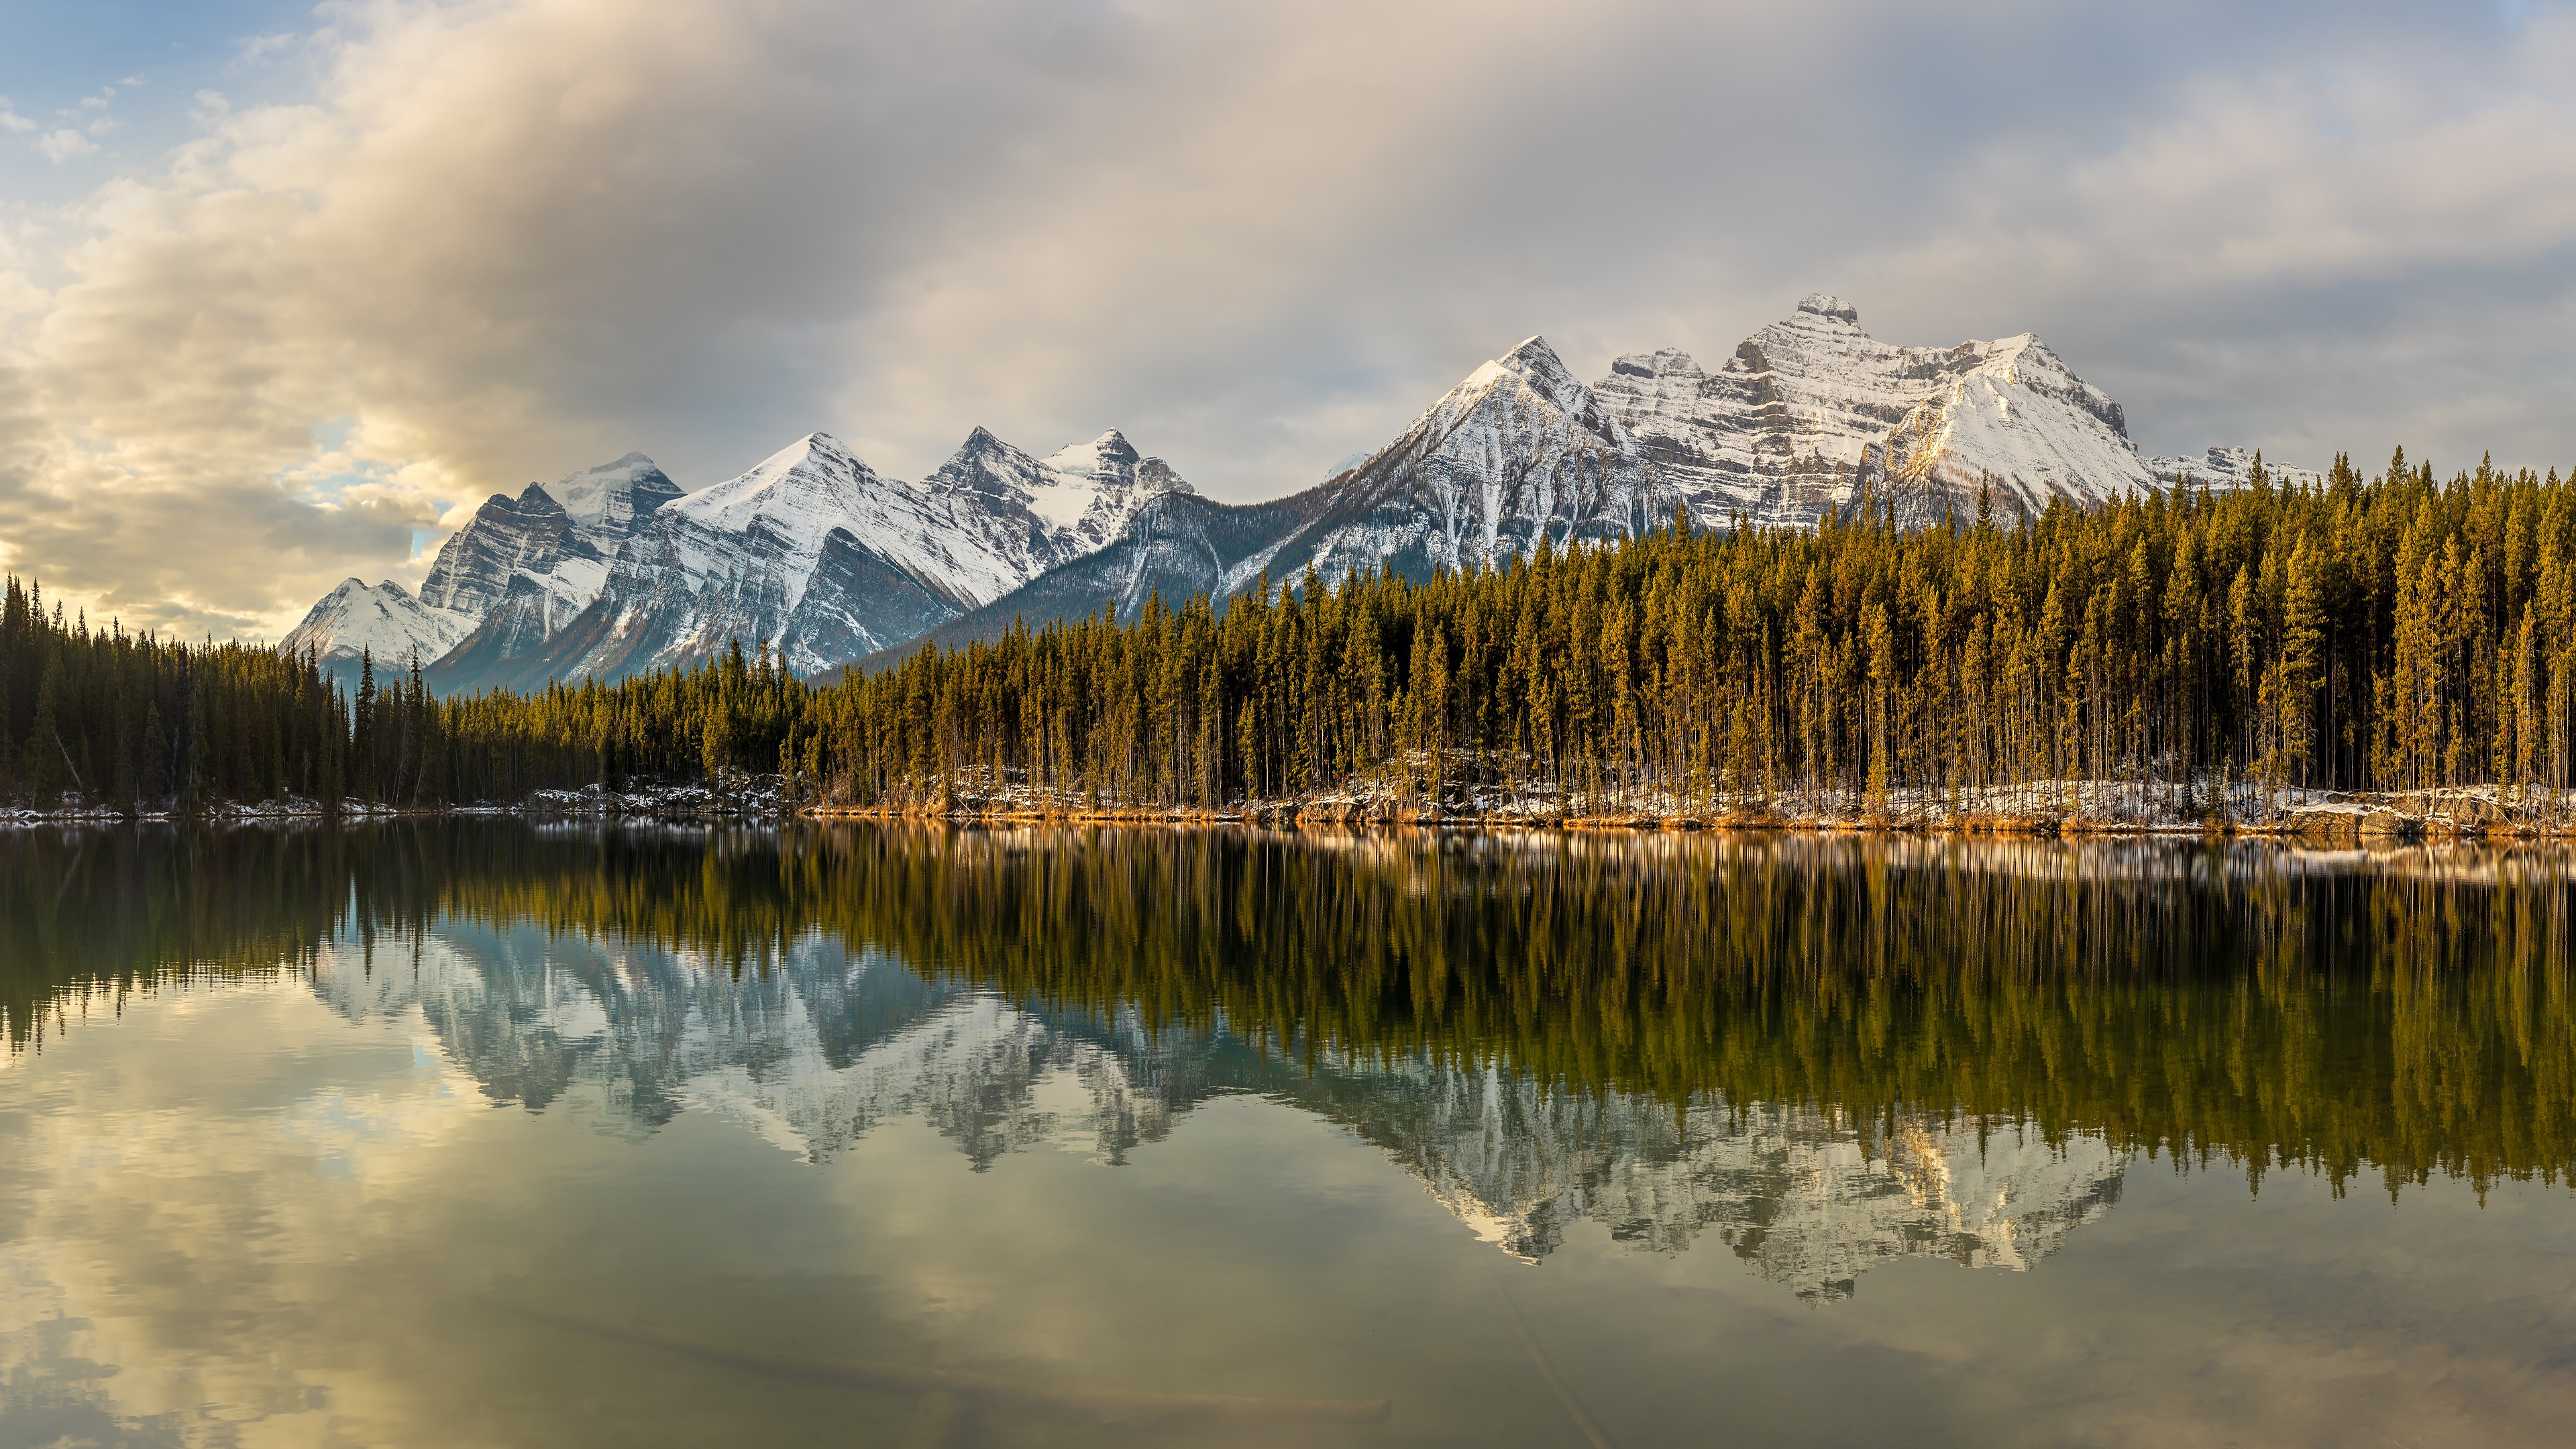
10, 790, 2571, 843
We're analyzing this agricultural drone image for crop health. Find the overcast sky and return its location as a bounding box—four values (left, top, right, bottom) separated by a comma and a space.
3, 0, 2573, 639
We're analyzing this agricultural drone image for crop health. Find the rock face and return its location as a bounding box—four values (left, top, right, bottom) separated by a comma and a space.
303, 454, 680, 696
1591, 294, 2155, 527
545, 451, 686, 558
1277, 335, 1664, 582
1029, 429, 1201, 557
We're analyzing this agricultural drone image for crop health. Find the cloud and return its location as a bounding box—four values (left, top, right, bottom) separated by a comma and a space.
2, 0, 2574, 642
233, 32, 301, 66
0, 97, 35, 133
34, 129, 99, 163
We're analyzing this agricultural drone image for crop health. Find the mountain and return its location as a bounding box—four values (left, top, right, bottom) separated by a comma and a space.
861, 336, 1661, 669
290, 294, 2324, 690
1028, 429, 1200, 555
439, 429, 1191, 690
2147, 445, 2327, 492
286, 454, 682, 695
1590, 294, 2155, 528
279, 579, 477, 692
546, 451, 686, 558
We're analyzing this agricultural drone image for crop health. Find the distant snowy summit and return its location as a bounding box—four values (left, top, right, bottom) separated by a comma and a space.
1596, 293, 2155, 528
285, 294, 2314, 693
2144, 445, 2326, 492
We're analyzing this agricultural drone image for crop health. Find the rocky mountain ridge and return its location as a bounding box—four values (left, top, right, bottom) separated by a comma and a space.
288, 295, 2314, 692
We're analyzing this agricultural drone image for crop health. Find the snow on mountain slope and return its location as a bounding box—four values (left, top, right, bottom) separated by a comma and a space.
441, 429, 1199, 687
1593, 295, 2157, 527
662, 430, 1165, 614
863, 338, 1664, 671
852, 488, 1337, 676
2146, 445, 2326, 491
1877, 332, 2156, 523
400, 457, 681, 695
1029, 430, 1197, 553
917, 426, 1188, 593
405, 456, 676, 636
545, 452, 684, 557
1266, 335, 1662, 584
280, 580, 476, 690
417, 483, 588, 619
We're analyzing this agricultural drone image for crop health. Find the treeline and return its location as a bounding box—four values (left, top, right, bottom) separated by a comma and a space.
0, 572, 808, 809
0, 576, 343, 808
822, 449, 2576, 814
11, 446, 2576, 813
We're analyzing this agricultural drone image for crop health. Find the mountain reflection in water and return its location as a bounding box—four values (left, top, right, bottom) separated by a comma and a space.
7, 824, 2569, 1307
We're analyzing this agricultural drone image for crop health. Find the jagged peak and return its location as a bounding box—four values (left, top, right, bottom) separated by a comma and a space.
1796, 293, 1861, 325
1610, 347, 1701, 379
1137, 457, 1197, 496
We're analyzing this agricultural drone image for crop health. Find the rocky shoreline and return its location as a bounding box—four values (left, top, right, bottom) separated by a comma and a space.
7, 777, 2569, 841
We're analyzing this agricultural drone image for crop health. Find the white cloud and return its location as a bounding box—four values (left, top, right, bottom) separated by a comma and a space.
235, 32, 301, 66
35, 129, 99, 163
0, 97, 34, 133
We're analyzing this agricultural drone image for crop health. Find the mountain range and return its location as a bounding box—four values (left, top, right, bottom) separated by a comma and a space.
284, 295, 2310, 694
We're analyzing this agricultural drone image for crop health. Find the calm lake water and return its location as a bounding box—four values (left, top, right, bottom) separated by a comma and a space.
3, 824, 2575, 1448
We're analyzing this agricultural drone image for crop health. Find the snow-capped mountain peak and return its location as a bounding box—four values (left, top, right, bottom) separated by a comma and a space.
1796, 292, 1861, 323
1028, 427, 1194, 553
1594, 296, 2156, 528
2146, 446, 2327, 492
280, 578, 476, 690
546, 451, 683, 556
417, 483, 586, 618
669, 431, 872, 553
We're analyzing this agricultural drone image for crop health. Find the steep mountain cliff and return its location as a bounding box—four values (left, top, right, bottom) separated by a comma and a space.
295, 454, 681, 694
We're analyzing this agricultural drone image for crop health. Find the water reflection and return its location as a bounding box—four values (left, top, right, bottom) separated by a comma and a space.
9, 823, 2571, 1307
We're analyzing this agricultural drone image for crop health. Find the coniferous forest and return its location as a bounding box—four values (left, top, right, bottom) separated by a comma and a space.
9, 449, 2576, 820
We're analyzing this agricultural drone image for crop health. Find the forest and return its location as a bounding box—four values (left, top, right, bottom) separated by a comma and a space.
5, 447, 2576, 817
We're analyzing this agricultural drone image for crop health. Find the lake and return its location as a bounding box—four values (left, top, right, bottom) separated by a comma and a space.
3, 824, 2574, 1447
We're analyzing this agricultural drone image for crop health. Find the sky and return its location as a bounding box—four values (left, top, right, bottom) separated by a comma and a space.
3, 0, 2575, 641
